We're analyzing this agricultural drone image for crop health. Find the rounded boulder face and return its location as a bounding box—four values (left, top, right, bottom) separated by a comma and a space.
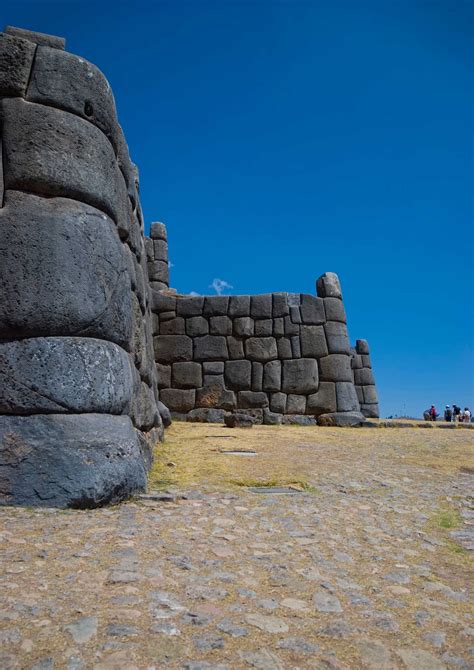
0, 191, 132, 349
0, 337, 134, 415
0, 414, 147, 508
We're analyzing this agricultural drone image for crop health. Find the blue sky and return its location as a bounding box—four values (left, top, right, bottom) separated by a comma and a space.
4, 1, 473, 418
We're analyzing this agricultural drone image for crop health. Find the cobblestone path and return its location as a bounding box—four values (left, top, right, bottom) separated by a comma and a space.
0, 423, 472, 669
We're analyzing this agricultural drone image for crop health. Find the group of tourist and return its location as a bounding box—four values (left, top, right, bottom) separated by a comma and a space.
426, 405, 471, 422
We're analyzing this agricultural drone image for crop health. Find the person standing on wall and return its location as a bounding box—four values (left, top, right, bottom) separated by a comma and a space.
429, 405, 437, 422
463, 407, 471, 423
453, 405, 461, 422
444, 405, 452, 422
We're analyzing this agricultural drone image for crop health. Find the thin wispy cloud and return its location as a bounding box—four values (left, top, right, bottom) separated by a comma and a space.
168, 261, 174, 268
209, 278, 233, 295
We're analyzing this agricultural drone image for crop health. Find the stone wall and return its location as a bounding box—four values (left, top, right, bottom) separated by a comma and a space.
149, 224, 376, 425
0, 27, 163, 507
351, 340, 379, 418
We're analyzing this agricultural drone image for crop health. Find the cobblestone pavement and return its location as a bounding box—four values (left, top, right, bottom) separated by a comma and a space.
0, 423, 473, 669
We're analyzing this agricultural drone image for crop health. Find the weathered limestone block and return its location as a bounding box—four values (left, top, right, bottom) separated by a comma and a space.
356, 386, 364, 403
263, 408, 283, 425
306, 381, 337, 416
196, 385, 236, 410
300, 295, 325, 324
324, 297, 347, 323
160, 311, 176, 322
319, 354, 353, 382
255, 319, 273, 336
272, 293, 289, 317
237, 391, 269, 408
286, 394, 306, 414
360, 403, 380, 418
263, 360, 281, 392
355, 339, 370, 355
5, 26, 65, 49
154, 335, 192, 363
282, 415, 317, 426
204, 296, 228, 316
26, 46, 120, 150
153, 239, 168, 261
152, 291, 176, 314
203, 362, 224, 374
284, 316, 299, 336
354, 368, 375, 386
273, 318, 285, 337
282, 359, 319, 394
0, 414, 146, 508
150, 221, 167, 240
270, 392, 287, 413
363, 385, 378, 404
225, 360, 251, 390
134, 382, 158, 431
0, 191, 132, 349
225, 413, 255, 428
187, 408, 227, 423
160, 388, 196, 413
157, 401, 172, 428
290, 306, 302, 324
194, 335, 229, 361
324, 321, 351, 354
277, 338, 293, 359
156, 363, 171, 389
234, 317, 254, 337
1, 98, 130, 233
210, 316, 232, 335
186, 316, 209, 337
252, 362, 264, 391
0, 337, 133, 415
245, 337, 278, 362
317, 411, 364, 427
291, 335, 301, 357
227, 336, 245, 359
336, 382, 360, 412
203, 373, 224, 387
228, 295, 250, 317
351, 352, 363, 369
250, 294, 272, 319
172, 362, 202, 389
160, 317, 185, 335
300, 325, 328, 358
148, 260, 169, 283
0, 32, 35, 96
316, 272, 342, 299
361, 355, 372, 368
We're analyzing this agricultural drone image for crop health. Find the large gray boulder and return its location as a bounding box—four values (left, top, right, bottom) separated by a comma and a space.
0, 32, 35, 96
0, 337, 133, 415
282, 359, 319, 394
2, 98, 130, 233
0, 414, 147, 507
0, 191, 132, 348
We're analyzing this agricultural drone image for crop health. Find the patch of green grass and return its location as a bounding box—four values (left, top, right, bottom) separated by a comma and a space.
431, 508, 462, 530
445, 539, 467, 555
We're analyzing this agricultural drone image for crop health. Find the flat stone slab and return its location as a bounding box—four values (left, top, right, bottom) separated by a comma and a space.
247, 486, 302, 494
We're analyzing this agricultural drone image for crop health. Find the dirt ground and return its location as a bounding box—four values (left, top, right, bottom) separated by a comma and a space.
0, 422, 472, 669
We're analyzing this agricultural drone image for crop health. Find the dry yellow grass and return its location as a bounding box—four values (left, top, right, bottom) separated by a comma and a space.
149, 421, 474, 491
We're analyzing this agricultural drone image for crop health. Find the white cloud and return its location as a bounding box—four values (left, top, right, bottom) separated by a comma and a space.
168, 261, 174, 268
189, 291, 201, 296
209, 278, 233, 295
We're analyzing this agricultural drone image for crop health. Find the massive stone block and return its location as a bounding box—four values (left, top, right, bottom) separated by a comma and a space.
194, 335, 229, 361
282, 359, 319, 394
225, 360, 252, 390
306, 382, 337, 416
26, 46, 120, 150
1, 98, 130, 233
300, 325, 328, 358
234, 317, 254, 337
354, 368, 375, 386
0, 32, 35, 96
245, 337, 278, 362
160, 388, 195, 413
250, 294, 272, 319
0, 414, 147, 508
228, 295, 250, 317
300, 295, 325, 324
172, 362, 202, 389
0, 337, 133, 415
319, 354, 353, 382
154, 335, 193, 363
0, 191, 132, 348
324, 321, 351, 354
336, 382, 360, 412
263, 360, 282, 392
